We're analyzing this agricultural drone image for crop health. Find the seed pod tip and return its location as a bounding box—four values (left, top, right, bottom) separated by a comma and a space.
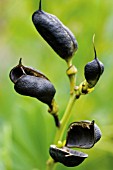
39, 0, 42, 11
92, 34, 97, 59
19, 58, 22, 65
92, 34, 95, 44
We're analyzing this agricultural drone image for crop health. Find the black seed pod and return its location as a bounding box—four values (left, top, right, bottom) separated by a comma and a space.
32, 0, 78, 62
49, 145, 88, 167
84, 41, 104, 88
9, 58, 56, 107
65, 120, 101, 149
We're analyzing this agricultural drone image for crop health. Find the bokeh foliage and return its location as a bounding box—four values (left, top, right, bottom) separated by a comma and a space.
0, 0, 113, 170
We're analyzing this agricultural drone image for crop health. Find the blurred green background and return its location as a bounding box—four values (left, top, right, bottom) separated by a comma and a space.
0, 0, 113, 170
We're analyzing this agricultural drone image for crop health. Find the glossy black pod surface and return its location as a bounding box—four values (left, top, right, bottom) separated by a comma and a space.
49, 145, 88, 167
84, 45, 104, 88
14, 75, 55, 105
32, 0, 78, 61
65, 120, 102, 149
9, 59, 56, 106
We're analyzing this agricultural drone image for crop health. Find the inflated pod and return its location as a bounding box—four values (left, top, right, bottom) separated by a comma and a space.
49, 145, 88, 167
65, 120, 101, 149
9, 58, 56, 107
84, 44, 104, 88
32, 0, 78, 61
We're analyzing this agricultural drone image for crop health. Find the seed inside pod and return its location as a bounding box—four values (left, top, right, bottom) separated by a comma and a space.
65, 120, 101, 149
32, 0, 78, 62
49, 145, 88, 167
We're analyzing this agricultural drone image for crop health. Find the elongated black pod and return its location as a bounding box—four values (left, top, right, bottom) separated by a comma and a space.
32, 0, 78, 62
49, 145, 88, 167
65, 120, 101, 149
9, 58, 56, 107
84, 42, 104, 88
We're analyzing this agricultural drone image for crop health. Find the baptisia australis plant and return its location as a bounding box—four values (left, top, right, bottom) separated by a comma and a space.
9, 0, 104, 169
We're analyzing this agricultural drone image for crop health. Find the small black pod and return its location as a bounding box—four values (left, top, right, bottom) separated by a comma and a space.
32, 0, 78, 61
84, 45, 104, 88
49, 145, 88, 167
9, 59, 56, 107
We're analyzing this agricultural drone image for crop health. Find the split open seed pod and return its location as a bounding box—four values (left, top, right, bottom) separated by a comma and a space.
9, 58, 56, 107
65, 120, 102, 149
32, 0, 78, 62
49, 145, 88, 167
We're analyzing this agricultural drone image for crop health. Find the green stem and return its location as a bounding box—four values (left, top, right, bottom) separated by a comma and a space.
66, 60, 77, 94
46, 159, 56, 170
46, 59, 77, 170
46, 93, 76, 170
54, 93, 76, 143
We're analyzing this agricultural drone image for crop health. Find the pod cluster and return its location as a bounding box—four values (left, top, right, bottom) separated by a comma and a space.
9, 58, 56, 107
9, 0, 104, 168
49, 120, 101, 167
32, 0, 78, 62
